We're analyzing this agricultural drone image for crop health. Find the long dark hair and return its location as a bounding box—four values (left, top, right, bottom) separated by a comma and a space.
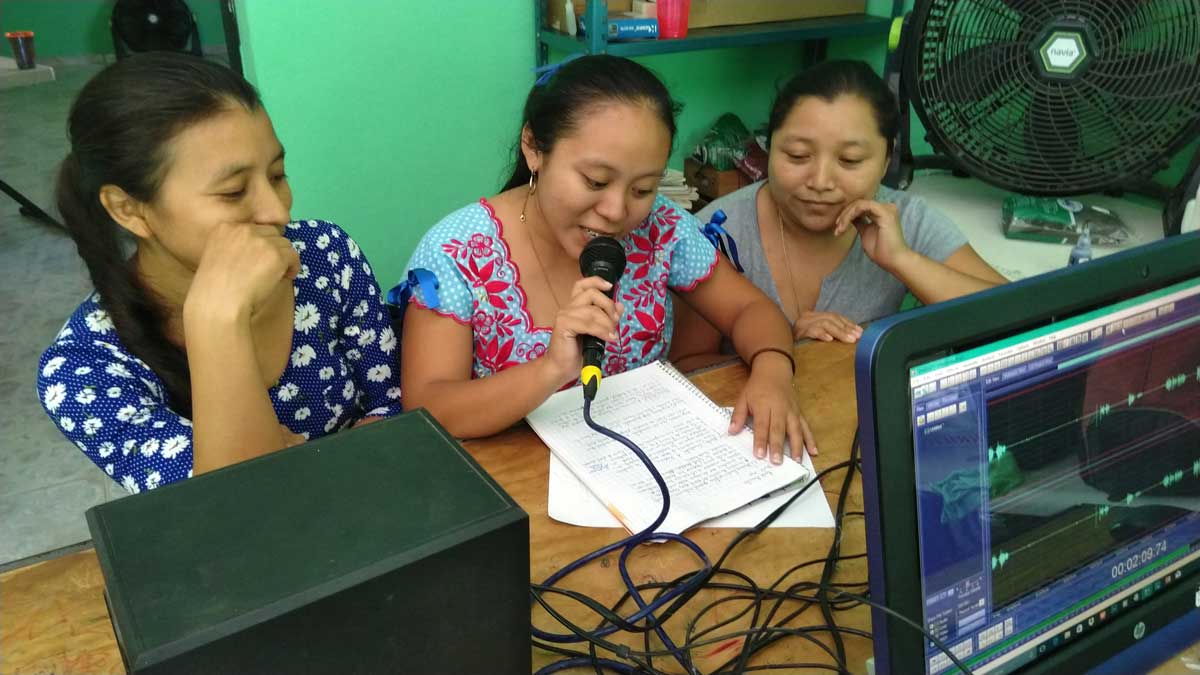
767, 60, 900, 156
57, 52, 261, 418
504, 55, 680, 190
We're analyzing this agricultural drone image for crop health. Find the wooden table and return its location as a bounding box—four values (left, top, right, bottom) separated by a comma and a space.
2, 341, 1194, 674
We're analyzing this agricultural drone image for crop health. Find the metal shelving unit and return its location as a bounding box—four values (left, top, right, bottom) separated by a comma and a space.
534, 1, 905, 66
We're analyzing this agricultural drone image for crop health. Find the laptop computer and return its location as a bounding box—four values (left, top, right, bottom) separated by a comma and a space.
856, 232, 1200, 675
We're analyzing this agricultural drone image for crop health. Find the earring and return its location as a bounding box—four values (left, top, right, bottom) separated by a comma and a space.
521, 171, 538, 223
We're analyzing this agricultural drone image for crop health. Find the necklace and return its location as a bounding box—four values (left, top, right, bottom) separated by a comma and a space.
519, 175, 566, 312
524, 219, 566, 313
775, 202, 803, 322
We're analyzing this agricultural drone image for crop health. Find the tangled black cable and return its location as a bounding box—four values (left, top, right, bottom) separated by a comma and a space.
530, 405, 977, 675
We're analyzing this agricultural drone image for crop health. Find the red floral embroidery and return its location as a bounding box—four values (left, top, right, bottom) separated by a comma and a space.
455, 257, 510, 310
473, 310, 495, 334
492, 313, 522, 338
468, 233, 494, 258
627, 205, 678, 280
653, 272, 668, 296
476, 334, 521, 373
630, 302, 666, 359
525, 343, 547, 360
651, 202, 682, 230
441, 239, 467, 259
620, 277, 665, 310
604, 324, 633, 375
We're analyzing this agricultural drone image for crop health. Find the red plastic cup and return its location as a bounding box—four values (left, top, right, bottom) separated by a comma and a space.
5, 31, 36, 69
657, 0, 691, 40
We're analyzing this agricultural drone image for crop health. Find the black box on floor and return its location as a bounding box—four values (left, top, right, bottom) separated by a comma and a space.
85, 409, 530, 675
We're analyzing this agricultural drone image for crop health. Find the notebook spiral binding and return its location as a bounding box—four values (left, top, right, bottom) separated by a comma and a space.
654, 360, 731, 421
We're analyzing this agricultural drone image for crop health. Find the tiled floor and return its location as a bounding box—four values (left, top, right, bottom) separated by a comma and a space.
0, 62, 122, 567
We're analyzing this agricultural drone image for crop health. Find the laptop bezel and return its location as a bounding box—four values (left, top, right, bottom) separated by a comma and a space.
854, 232, 1200, 675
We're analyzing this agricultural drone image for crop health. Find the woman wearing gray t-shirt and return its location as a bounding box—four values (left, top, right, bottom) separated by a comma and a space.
679, 61, 1005, 353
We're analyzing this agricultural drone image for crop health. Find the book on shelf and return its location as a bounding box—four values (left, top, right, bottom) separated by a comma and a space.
578, 16, 659, 40
659, 168, 700, 211
526, 360, 813, 535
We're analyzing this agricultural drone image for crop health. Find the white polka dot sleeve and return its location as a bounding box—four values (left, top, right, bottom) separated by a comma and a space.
400, 205, 481, 324
660, 196, 720, 291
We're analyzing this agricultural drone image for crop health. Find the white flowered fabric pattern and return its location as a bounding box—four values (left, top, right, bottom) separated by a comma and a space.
402, 194, 718, 382
36, 219, 401, 494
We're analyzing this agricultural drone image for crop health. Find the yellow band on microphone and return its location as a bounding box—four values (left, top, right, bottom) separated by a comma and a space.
581, 365, 603, 387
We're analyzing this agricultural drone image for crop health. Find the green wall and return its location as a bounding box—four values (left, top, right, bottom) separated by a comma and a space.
0, 0, 225, 58
234, 1, 871, 287
236, 1, 533, 289
233, 0, 1191, 288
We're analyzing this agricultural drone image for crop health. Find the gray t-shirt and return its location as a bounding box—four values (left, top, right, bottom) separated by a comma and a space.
696, 181, 968, 325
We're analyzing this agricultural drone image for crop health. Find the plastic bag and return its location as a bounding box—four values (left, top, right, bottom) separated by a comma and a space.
1001, 196, 1134, 247
692, 113, 751, 171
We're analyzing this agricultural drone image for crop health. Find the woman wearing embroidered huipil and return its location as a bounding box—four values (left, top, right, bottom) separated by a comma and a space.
400, 56, 816, 465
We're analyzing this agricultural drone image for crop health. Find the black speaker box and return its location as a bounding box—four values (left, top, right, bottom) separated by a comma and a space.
86, 409, 530, 674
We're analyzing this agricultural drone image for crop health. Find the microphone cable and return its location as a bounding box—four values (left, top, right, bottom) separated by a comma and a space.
530, 416, 980, 675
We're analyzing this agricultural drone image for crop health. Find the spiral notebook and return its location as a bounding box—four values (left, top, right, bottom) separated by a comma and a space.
526, 360, 814, 535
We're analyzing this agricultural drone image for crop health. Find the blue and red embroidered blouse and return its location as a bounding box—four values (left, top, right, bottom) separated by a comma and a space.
402, 194, 718, 382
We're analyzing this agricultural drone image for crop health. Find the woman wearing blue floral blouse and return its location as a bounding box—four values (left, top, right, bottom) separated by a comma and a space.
36, 53, 401, 494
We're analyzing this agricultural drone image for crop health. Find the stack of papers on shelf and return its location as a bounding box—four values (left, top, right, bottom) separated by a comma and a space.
659, 168, 701, 212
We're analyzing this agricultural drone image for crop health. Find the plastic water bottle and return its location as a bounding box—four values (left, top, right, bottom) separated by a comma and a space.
1069, 226, 1093, 266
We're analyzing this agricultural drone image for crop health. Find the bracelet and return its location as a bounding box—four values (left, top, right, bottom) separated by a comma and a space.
749, 346, 796, 376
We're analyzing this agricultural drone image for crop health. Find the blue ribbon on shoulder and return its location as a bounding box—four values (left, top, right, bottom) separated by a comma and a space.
701, 210, 744, 273
385, 268, 440, 327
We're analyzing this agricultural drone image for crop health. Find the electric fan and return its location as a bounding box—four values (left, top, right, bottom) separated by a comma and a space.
111, 0, 202, 60
887, 0, 1200, 236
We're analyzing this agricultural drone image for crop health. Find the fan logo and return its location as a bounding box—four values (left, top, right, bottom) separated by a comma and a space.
1040, 32, 1087, 74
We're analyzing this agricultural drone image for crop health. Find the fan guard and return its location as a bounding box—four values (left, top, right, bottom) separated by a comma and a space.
907, 0, 1200, 195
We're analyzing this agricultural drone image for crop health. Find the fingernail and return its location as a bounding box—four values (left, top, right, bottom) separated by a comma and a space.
754, 446, 766, 459
810, 446, 819, 455
609, 331, 618, 340
771, 453, 783, 465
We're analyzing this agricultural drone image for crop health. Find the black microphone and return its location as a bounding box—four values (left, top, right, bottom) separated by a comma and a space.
578, 235, 627, 400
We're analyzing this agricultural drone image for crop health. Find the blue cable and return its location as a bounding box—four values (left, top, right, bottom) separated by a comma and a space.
532, 397, 713, 674
534, 656, 638, 674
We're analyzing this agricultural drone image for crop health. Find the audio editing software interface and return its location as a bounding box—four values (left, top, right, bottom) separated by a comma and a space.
908, 278, 1200, 675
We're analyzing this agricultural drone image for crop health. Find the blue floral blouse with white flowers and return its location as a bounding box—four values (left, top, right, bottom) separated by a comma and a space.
36, 219, 402, 495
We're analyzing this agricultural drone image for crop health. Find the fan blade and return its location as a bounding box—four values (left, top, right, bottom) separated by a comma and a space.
1100, 51, 1200, 89
987, 0, 1036, 18
1025, 88, 1084, 175
928, 42, 1027, 105
944, 0, 1033, 25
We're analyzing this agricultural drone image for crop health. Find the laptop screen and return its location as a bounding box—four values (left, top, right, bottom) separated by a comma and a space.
906, 276, 1200, 675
